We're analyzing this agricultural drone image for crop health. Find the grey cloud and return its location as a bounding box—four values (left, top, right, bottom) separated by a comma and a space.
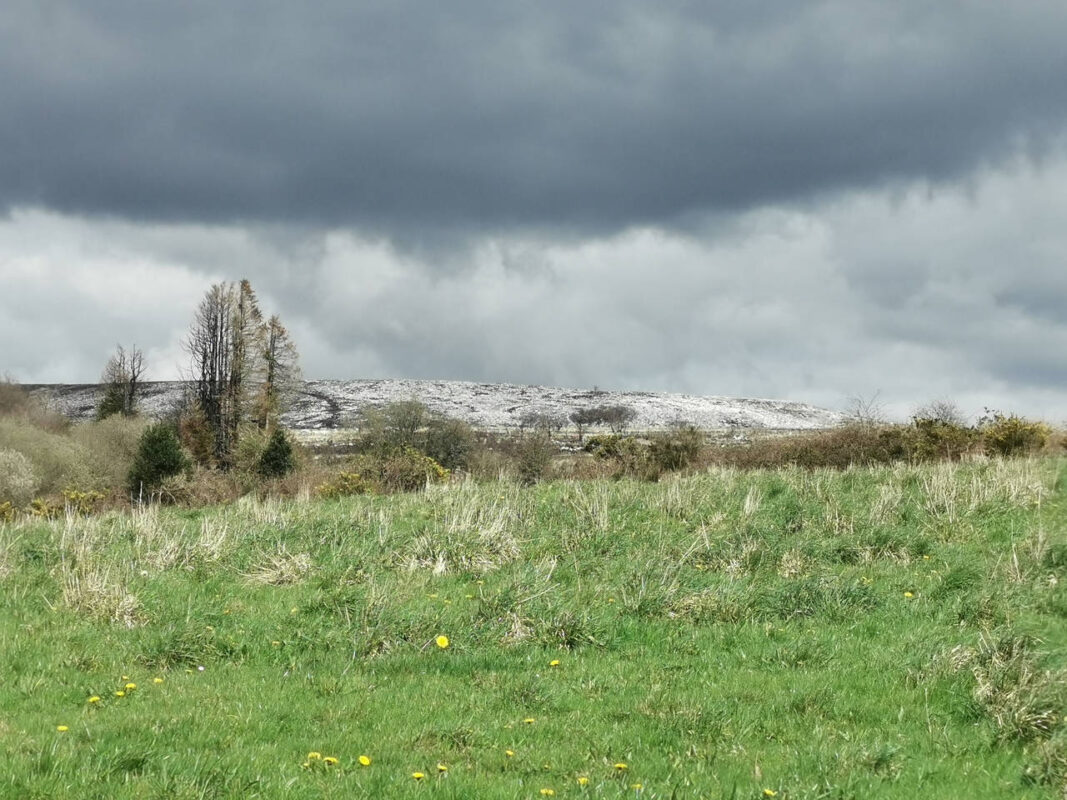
3, 2, 1067, 239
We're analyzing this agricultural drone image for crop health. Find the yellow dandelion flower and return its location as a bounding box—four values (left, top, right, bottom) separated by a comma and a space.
121, 675, 129, 680
763, 791, 778, 798
358, 755, 372, 766
125, 682, 137, 690
115, 690, 125, 697
436, 635, 450, 649
476, 580, 484, 585
323, 757, 339, 766
923, 554, 931, 560
153, 677, 164, 684
271, 641, 281, 646
437, 763, 448, 773
88, 696, 100, 704
540, 790, 555, 796
904, 591, 914, 598
412, 772, 425, 780
549, 659, 561, 667
607, 598, 615, 604
614, 762, 628, 771
428, 594, 438, 599
307, 752, 322, 761
56, 725, 69, 732
577, 776, 590, 786
505, 750, 515, 758
301, 762, 310, 769
523, 717, 536, 724
631, 784, 643, 791
465, 594, 474, 599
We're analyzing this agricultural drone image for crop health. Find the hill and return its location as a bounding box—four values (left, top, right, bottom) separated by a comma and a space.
26, 379, 845, 435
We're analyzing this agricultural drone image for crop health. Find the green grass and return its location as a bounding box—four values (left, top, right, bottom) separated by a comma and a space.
2, 458, 1066, 799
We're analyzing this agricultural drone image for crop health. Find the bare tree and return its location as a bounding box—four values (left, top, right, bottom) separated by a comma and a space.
914, 398, 968, 427
596, 404, 637, 434
97, 345, 146, 419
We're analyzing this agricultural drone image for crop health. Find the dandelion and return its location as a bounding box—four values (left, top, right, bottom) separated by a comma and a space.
271, 641, 281, 646
437, 763, 448, 773
121, 675, 130, 680
476, 580, 484, 585
614, 762, 628, 771
324, 757, 339, 766
523, 718, 536, 724
115, 691, 125, 697
56, 725, 69, 732
904, 591, 914, 598
607, 598, 615, 604
923, 554, 931, 560
307, 752, 322, 761
412, 772, 425, 780
125, 682, 137, 690
540, 790, 555, 796
505, 750, 515, 758
577, 776, 590, 786
631, 784, 643, 791
465, 594, 474, 599
763, 791, 778, 798
436, 635, 450, 649
428, 594, 438, 599
88, 696, 100, 704
549, 660, 561, 667
153, 677, 164, 684
359, 755, 372, 766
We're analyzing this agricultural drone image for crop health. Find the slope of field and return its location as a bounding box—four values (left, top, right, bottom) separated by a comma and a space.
26, 379, 845, 435
2, 458, 1065, 798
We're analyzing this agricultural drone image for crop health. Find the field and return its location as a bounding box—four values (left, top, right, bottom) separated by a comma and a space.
2, 457, 1065, 799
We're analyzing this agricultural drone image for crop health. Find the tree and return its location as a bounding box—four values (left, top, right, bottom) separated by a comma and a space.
97, 345, 145, 419
569, 408, 599, 444
183, 279, 300, 467
257, 428, 295, 477
128, 423, 187, 496
254, 315, 301, 429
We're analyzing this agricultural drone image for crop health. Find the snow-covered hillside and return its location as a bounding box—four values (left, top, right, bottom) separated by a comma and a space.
27, 379, 846, 435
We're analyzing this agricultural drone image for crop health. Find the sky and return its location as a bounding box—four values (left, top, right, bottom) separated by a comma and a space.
2, 1, 1066, 422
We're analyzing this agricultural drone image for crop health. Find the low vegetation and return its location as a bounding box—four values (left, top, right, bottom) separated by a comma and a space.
1, 456, 1065, 798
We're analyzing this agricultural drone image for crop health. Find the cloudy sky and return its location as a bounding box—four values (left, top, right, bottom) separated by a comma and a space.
2, 1, 1066, 421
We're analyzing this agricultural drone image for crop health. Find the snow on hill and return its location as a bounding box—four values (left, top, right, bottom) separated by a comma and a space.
27, 379, 846, 435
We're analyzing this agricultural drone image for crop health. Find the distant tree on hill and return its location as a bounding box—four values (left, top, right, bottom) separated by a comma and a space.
97, 345, 145, 420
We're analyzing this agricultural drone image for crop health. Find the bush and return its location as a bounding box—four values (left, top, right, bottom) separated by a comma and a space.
376, 447, 449, 493
909, 417, 980, 461
649, 425, 704, 472
980, 412, 1051, 456
71, 415, 150, 490
359, 400, 427, 454
0, 448, 37, 507
316, 471, 373, 499
423, 417, 476, 471
516, 434, 556, 485
258, 429, 295, 477
0, 418, 93, 494
711, 425, 911, 471
128, 424, 189, 496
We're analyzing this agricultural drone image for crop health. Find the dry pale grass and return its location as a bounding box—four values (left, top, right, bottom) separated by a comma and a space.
60, 565, 143, 627
243, 547, 313, 585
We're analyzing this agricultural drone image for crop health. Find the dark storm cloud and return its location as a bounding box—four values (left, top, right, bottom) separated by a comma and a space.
3, 1, 1067, 236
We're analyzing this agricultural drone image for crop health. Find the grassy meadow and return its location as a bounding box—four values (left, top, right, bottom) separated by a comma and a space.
1, 457, 1065, 799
